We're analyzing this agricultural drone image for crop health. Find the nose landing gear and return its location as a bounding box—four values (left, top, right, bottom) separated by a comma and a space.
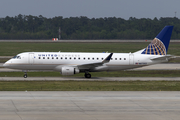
24, 73, 28, 78
23, 70, 28, 78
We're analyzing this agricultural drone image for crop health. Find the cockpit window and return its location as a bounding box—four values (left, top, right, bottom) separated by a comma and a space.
12, 56, 21, 59
17, 56, 21, 59
12, 56, 17, 59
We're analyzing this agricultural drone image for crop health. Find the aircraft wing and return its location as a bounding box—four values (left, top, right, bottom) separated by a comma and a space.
150, 55, 174, 61
77, 53, 113, 70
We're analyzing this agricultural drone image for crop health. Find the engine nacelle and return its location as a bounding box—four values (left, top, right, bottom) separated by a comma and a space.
61, 67, 80, 76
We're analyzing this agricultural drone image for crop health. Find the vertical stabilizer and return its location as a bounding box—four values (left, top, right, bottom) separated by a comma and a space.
141, 26, 173, 55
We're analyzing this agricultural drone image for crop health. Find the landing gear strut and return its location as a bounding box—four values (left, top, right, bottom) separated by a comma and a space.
24, 73, 28, 78
84, 72, 91, 78
23, 70, 28, 78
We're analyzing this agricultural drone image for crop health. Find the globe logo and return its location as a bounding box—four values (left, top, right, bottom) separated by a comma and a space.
142, 38, 166, 55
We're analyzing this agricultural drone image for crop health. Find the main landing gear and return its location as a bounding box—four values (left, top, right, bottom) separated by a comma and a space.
84, 72, 91, 78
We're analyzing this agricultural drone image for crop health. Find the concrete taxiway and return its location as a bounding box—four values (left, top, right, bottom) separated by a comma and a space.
0, 91, 180, 120
1, 77, 180, 81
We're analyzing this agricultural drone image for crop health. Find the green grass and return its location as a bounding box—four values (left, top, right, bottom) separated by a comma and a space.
1, 70, 180, 77
0, 81, 180, 91
0, 42, 147, 56
1, 70, 180, 91
0, 58, 10, 63
168, 57, 180, 63
0, 42, 180, 56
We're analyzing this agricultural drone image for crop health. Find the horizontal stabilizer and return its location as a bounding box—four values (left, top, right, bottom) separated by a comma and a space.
150, 55, 173, 61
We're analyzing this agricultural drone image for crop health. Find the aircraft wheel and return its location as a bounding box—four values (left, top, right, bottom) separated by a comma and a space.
24, 74, 28, 78
85, 73, 91, 78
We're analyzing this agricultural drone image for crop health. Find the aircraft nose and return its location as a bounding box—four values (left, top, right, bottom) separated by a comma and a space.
3, 62, 8, 67
3, 60, 11, 68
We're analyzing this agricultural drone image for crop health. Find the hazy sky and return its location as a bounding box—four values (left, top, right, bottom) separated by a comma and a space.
0, 0, 179, 19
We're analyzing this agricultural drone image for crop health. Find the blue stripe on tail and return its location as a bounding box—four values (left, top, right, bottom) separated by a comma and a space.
141, 26, 173, 55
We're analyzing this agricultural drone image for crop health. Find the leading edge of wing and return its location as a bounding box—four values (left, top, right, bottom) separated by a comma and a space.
77, 53, 113, 69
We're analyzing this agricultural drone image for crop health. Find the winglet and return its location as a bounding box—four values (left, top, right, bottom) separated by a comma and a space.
102, 53, 113, 63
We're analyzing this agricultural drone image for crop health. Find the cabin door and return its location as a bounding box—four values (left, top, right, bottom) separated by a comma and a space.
29, 53, 34, 64
129, 53, 134, 65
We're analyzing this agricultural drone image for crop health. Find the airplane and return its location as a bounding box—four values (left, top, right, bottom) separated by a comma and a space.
3, 26, 174, 78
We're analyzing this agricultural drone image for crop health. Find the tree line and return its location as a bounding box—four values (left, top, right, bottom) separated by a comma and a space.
0, 14, 180, 40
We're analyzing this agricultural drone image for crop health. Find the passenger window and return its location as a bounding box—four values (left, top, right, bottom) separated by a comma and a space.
43, 57, 45, 59
111, 58, 113, 60
102, 58, 103, 60
61, 57, 63, 59
65, 57, 67, 59
69, 57, 71, 59
97, 58, 99, 60
52, 57, 54, 59
47, 57, 49, 59
119, 58, 121, 60
88, 58, 90, 60
124, 58, 126, 60
56, 57, 58, 59
84, 58, 85, 60
78, 58, 80, 60
92, 58, 94, 60
39, 57, 41, 59
74, 58, 76, 59
115, 58, 117, 60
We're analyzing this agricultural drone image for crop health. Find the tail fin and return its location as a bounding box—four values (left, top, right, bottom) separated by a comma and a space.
141, 26, 173, 55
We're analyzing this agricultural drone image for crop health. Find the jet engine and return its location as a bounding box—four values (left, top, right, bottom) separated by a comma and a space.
61, 67, 80, 75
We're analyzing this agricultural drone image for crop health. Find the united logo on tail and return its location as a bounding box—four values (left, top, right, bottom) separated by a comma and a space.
141, 38, 166, 55
141, 26, 173, 55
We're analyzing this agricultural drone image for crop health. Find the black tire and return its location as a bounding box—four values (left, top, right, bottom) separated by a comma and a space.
24, 74, 27, 78
87, 74, 91, 78
85, 73, 91, 78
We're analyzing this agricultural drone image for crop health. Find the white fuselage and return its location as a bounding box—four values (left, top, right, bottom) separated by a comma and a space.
3, 52, 167, 72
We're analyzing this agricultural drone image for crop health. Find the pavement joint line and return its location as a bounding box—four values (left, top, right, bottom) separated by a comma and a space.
11, 100, 18, 112
11, 100, 23, 120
